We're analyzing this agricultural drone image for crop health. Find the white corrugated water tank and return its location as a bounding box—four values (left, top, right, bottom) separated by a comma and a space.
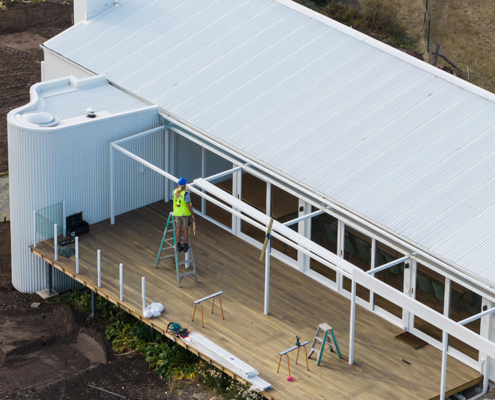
7, 75, 163, 293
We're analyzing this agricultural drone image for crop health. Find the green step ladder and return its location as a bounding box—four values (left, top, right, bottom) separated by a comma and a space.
155, 212, 198, 288
308, 323, 341, 366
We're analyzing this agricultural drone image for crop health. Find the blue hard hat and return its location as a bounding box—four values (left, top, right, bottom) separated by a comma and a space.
178, 177, 187, 185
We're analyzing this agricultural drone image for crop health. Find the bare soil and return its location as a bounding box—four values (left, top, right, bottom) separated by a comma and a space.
0, 5, 217, 398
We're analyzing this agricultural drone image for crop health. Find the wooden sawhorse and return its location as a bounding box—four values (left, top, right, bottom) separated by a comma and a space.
192, 291, 224, 328
277, 340, 309, 378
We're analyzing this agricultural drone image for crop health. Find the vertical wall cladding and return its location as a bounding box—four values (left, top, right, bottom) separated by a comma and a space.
8, 108, 161, 293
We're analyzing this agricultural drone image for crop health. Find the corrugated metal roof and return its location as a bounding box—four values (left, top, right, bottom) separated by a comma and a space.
44, 0, 495, 285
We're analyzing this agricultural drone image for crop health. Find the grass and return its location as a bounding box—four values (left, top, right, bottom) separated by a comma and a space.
427, 0, 495, 93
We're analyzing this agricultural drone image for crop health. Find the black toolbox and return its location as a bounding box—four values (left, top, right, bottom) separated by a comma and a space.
66, 212, 89, 236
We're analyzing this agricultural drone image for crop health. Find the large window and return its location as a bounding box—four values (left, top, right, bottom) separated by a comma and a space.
309, 211, 338, 282
413, 263, 444, 341
374, 242, 404, 318
343, 226, 371, 302
448, 281, 480, 360
271, 185, 298, 260
240, 173, 266, 243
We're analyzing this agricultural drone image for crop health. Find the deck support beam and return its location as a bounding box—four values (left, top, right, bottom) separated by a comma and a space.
349, 280, 357, 364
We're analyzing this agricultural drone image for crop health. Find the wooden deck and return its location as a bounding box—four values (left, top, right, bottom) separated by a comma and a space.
30, 201, 481, 400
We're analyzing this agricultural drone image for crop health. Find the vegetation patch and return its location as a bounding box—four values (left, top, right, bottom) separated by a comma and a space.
296, 0, 417, 49
55, 290, 265, 400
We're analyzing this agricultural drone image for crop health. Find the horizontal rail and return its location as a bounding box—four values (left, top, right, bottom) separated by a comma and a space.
367, 256, 409, 275
194, 291, 223, 304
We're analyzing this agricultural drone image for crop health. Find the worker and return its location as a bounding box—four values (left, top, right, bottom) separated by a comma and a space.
173, 177, 195, 253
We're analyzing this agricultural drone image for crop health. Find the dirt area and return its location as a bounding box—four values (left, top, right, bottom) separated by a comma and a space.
0, 0, 73, 174
397, 0, 495, 93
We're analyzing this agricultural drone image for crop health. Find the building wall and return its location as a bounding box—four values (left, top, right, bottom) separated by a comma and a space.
8, 107, 161, 293
43, 50, 94, 82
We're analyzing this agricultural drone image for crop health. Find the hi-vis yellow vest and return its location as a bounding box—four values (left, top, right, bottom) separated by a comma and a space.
173, 189, 191, 216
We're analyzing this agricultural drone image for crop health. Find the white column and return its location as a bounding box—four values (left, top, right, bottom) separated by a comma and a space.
62, 201, 66, 232
54, 224, 58, 261
349, 280, 357, 364
402, 259, 412, 329
119, 263, 124, 301
33, 211, 37, 248
110, 145, 116, 224
439, 330, 449, 400
297, 200, 310, 273
164, 128, 170, 203
142, 277, 146, 313
481, 298, 493, 390
201, 147, 206, 214
97, 250, 101, 287
264, 182, 272, 316
75, 237, 79, 274
409, 259, 418, 329
232, 166, 242, 235
337, 220, 345, 293
369, 238, 376, 307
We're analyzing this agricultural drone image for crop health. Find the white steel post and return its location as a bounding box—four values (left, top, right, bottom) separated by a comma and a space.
264, 182, 272, 316
443, 278, 451, 317
337, 220, 345, 293
369, 238, 376, 308
201, 147, 206, 214
439, 330, 449, 400
110, 146, 115, 224
164, 128, 170, 203
119, 263, 123, 301
349, 280, 357, 364
483, 307, 493, 393
402, 258, 412, 329
62, 201, 66, 232
54, 224, 58, 261
142, 277, 146, 313
34, 211, 37, 248
75, 237, 79, 274
97, 250, 101, 287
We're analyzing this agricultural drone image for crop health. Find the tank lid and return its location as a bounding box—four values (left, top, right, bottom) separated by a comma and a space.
22, 112, 59, 127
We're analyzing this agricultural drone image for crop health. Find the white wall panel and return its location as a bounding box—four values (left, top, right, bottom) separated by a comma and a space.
8, 107, 160, 293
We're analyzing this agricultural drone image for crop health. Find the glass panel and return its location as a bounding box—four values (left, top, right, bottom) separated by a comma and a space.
205, 190, 232, 229
35, 202, 64, 242
374, 242, 404, 318
449, 281, 480, 360
343, 226, 371, 301
310, 210, 338, 282
240, 173, 266, 243
271, 185, 298, 260
413, 263, 444, 338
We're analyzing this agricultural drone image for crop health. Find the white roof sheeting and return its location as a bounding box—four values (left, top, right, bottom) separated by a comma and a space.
44, 0, 495, 285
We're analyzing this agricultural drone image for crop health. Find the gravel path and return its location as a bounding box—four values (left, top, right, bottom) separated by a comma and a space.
0, 173, 9, 221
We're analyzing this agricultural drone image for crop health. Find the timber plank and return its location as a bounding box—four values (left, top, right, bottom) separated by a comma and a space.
29, 201, 481, 400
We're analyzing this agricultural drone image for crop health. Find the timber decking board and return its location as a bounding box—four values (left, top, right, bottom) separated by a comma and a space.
31, 201, 481, 400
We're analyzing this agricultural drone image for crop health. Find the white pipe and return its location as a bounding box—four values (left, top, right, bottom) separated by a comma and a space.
110, 145, 115, 224
283, 209, 324, 227
459, 307, 495, 326
54, 224, 58, 261
62, 201, 66, 232
142, 277, 146, 313
349, 280, 357, 364
33, 211, 37, 248
440, 330, 449, 400
75, 237, 79, 274
264, 182, 272, 316
163, 115, 495, 302
119, 263, 123, 301
97, 250, 101, 287
367, 256, 410, 275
